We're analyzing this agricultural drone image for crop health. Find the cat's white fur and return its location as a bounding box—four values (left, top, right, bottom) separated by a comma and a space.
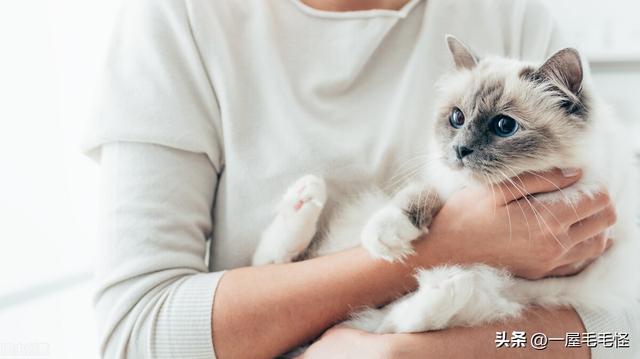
252, 43, 640, 335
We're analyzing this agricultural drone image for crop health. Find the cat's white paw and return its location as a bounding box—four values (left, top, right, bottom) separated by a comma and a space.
377, 267, 475, 333
253, 175, 327, 266
418, 268, 476, 317
377, 265, 521, 333
361, 206, 423, 262
280, 174, 327, 215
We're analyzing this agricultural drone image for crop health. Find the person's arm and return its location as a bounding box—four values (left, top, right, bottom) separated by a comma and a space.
88, 0, 227, 355
212, 247, 417, 357
95, 142, 222, 359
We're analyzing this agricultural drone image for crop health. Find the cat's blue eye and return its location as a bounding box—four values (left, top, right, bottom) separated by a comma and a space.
491, 116, 519, 137
449, 107, 465, 129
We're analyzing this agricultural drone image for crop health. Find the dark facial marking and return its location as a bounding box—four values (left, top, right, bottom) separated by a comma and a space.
523, 48, 590, 119
518, 66, 536, 80
404, 190, 442, 229
473, 79, 506, 116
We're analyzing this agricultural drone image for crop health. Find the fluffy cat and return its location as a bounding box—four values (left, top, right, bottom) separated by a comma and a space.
252, 35, 640, 334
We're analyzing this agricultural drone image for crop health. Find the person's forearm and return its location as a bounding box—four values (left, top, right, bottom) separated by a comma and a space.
212, 247, 421, 359
391, 307, 590, 359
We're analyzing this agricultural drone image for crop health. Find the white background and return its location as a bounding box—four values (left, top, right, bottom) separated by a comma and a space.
0, 0, 639, 358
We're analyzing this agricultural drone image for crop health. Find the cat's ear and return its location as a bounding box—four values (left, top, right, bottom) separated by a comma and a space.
536, 48, 583, 95
446, 35, 478, 70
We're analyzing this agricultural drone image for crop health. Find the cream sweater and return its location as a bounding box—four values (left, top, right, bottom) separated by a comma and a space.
85, 0, 639, 358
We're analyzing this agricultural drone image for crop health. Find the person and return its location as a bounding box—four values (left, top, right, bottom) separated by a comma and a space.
84, 0, 639, 358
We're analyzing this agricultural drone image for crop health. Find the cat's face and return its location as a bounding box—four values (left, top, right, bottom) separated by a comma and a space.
433, 36, 591, 185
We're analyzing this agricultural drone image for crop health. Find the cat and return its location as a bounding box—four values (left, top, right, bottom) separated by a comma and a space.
252, 35, 640, 335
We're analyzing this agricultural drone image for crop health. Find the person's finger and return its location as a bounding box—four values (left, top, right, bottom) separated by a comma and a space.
549, 238, 612, 276
547, 259, 593, 277
492, 168, 581, 205
507, 189, 611, 236
559, 233, 610, 265
566, 205, 616, 244
546, 191, 612, 225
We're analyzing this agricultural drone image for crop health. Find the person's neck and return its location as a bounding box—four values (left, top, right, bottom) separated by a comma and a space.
300, 0, 411, 12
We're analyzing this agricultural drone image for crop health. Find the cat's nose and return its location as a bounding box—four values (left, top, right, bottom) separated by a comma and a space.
455, 145, 474, 160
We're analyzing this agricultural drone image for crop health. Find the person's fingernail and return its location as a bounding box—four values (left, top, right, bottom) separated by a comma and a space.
561, 168, 580, 177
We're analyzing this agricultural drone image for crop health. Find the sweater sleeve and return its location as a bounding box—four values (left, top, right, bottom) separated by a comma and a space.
574, 303, 640, 359
519, 2, 640, 358
96, 142, 222, 359
85, 0, 225, 357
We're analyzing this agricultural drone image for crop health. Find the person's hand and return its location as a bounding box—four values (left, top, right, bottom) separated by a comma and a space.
297, 326, 394, 359
410, 168, 616, 279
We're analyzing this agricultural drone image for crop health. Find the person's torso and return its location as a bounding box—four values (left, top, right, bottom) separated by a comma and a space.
187, 0, 533, 270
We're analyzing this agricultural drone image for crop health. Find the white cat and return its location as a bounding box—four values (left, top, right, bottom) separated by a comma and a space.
252, 35, 640, 334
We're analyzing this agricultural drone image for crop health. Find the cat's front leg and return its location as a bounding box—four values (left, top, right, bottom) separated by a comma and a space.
252, 175, 327, 266
361, 183, 442, 262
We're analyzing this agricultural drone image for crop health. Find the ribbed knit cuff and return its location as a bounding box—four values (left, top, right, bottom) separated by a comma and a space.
574, 304, 638, 359
153, 272, 225, 359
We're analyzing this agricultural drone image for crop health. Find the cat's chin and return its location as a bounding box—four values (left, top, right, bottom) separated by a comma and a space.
450, 166, 510, 187
440, 160, 528, 188
467, 172, 502, 186
443, 164, 481, 185
441, 160, 482, 182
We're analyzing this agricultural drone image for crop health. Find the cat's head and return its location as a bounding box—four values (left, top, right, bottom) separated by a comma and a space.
433, 35, 591, 184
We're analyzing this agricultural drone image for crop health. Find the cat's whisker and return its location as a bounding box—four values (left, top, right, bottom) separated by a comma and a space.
386, 156, 431, 186
416, 184, 425, 228
493, 176, 513, 242
391, 153, 443, 174
495, 171, 532, 243
386, 154, 429, 178
501, 169, 543, 246
385, 155, 444, 192
385, 169, 425, 194
389, 158, 429, 182
504, 167, 569, 243
482, 173, 498, 219
520, 169, 581, 221
503, 170, 549, 240
496, 169, 546, 242
497, 169, 567, 250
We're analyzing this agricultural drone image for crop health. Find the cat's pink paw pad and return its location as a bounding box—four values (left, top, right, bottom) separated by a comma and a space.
283, 175, 327, 212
